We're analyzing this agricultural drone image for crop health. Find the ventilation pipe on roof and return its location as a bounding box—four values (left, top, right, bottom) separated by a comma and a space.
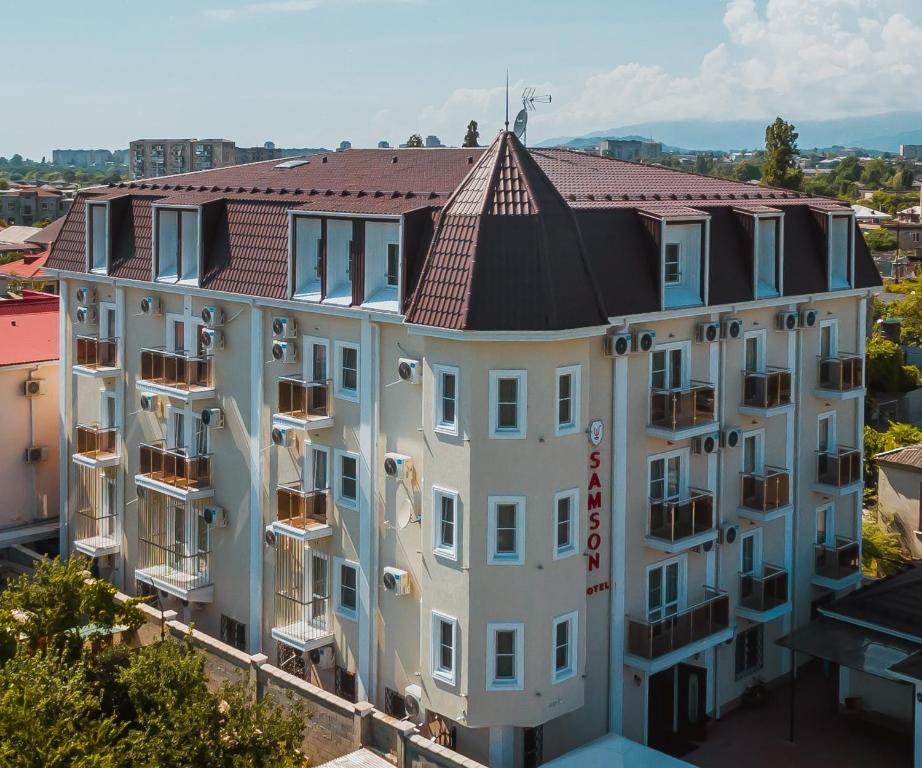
391, 156, 398, 164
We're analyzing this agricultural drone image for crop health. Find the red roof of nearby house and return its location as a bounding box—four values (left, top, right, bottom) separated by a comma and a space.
0, 249, 52, 280
0, 290, 58, 366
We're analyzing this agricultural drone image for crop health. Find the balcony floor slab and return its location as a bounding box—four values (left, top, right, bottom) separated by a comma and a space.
137, 380, 215, 403
645, 529, 718, 555
73, 452, 120, 469
738, 403, 795, 418
624, 625, 735, 675
812, 481, 863, 497
135, 474, 214, 501
736, 601, 792, 624
269, 520, 332, 543
135, 566, 214, 603
272, 413, 334, 432
811, 571, 863, 591
814, 387, 865, 401
73, 365, 121, 380
271, 623, 334, 653
645, 421, 719, 441
737, 503, 793, 523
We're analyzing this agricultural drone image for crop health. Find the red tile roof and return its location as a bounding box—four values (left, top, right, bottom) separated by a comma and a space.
0, 291, 58, 366
0, 249, 52, 280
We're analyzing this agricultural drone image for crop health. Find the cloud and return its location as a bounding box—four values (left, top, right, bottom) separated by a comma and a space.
206, 0, 419, 22
421, 0, 922, 140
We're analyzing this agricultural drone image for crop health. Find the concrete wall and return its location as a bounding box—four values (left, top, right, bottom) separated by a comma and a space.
878, 463, 922, 560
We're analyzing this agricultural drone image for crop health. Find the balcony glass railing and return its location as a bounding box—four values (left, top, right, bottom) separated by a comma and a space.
75, 335, 118, 369
650, 382, 716, 431
626, 588, 730, 660
816, 447, 861, 487
276, 483, 329, 530
814, 537, 860, 582
75, 424, 118, 459
648, 489, 714, 544
740, 467, 790, 512
277, 378, 331, 421
739, 564, 789, 613
138, 442, 211, 491
274, 537, 332, 645
818, 354, 863, 392
140, 347, 213, 391
742, 368, 792, 409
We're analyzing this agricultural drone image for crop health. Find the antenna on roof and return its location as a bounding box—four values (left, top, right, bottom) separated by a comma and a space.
516, 87, 552, 147
504, 70, 510, 131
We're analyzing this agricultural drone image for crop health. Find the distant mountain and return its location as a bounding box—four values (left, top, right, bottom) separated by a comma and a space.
535, 111, 922, 153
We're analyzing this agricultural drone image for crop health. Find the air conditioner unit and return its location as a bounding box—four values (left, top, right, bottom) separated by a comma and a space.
799, 308, 818, 328
382, 566, 412, 596
202, 505, 226, 527
201, 305, 224, 327
384, 452, 413, 480
603, 331, 632, 357
696, 321, 720, 344
23, 446, 47, 464
139, 394, 161, 414
721, 427, 742, 449
272, 316, 298, 339
721, 523, 741, 545
397, 358, 420, 384
721, 318, 743, 340
75, 287, 96, 305
23, 379, 45, 397
632, 329, 656, 353
264, 527, 277, 547
140, 295, 162, 315
272, 340, 298, 363
308, 645, 335, 670
76, 306, 97, 325
404, 684, 425, 723
200, 407, 224, 428
200, 327, 224, 351
271, 425, 292, 447
776, 311, 799, 332
692, 432, 720, 455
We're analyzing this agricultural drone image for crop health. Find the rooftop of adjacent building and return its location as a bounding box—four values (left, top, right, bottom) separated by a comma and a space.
875, 443, 922, 471
0, 290, 58, 366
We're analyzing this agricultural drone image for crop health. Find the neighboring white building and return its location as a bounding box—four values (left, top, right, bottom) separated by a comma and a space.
46, 131, 880, 767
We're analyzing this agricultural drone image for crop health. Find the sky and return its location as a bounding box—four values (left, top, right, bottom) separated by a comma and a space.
3, 0, 921, 159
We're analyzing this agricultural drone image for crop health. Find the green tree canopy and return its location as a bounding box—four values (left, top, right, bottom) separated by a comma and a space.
405, 134, 423, 148
463, 120, 479, 148
762, 117, 802, 190
865, 335, 919, 394
862, 227, 897, 252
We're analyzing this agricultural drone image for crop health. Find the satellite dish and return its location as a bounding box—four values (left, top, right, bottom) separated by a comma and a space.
513, 109, 528, 139
396, 498, 415, 529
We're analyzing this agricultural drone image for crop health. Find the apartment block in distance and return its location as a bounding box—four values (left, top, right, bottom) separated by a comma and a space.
129, 139, 236, 179
46, 132, 880, 767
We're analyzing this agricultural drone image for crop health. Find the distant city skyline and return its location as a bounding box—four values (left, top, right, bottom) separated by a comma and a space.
2, 0, 920, 159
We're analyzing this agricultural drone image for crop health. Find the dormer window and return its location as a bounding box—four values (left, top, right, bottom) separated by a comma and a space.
664, 243, 681, 285
362, 220, 400, 310
661, 218, 707, 309
324, 219, 353, 304
292, 216, 322, 298
87, 203, 109, 274
755, 216, 781, 298
828, 214, 853, 290
386, 243, 399, 287
155, 207, 200, 284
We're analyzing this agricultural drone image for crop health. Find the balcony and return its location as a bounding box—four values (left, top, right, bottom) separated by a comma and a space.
74, 335, 119, 378
271, 483, 332, 540
646, 489, 716, 553
138, 347, 214, 401
738, 467, 792, 522
740, 368, 792, 415
274, 377, 333, 430
625, 588, 732, 673
812, 537, 861, 590
815, 447, 862, 495
72, 424, 119, 468
72, 464, 119, 558
135, 442, 212, 500
738, 564, 791, 622
135, 492, 213, 602
647, 381, 717, 439
272, 539, 332, 651
816, 354, 864, 399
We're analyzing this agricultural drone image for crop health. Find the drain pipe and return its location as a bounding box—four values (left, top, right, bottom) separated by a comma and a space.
789, 305, 804, 674
714, 318, 728, 721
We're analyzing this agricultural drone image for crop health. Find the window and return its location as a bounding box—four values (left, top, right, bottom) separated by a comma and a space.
486, 623, 524, 690
816, 505, 832, 546
335, 342, 359, 401
647, 558, 683, 622
552, 612, 578, 683
828, 215, 852, 290
649, 451, 684, 503
220, 615, 246, 651
740, 530, 761, 575
335, 559, 358, 619
756, 217, 779, 297
555, 366, 581, 436
431, 612, 458, 685
743, 331, 765, 373
650, 345, 686, 391
88, 203, 108, 273
292, 216, 322, 296
489, 370, 527, 439
336, 451, 359, 509
819, 320, 837, 360
156, 208, 200, 283
662, 222, 705, 307
741, 431, 763, 475
488, 496, 525, 564
817, 412, 835, 453
433, 487, 459, 560
553, 489, 578, 559
433, 365, 459, 435
307, 446, 329, 491
664, 243, 681, 285
386, 243, 399, 287
735, 625, 763, 679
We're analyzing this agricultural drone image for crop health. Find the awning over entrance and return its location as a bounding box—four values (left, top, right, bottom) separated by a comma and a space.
778, 617, 920, 679
543, 732, 694, 768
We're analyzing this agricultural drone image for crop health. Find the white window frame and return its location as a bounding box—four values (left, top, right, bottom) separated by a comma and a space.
647, 447, 689, 502
552, 488, 579, 560
741, 429, 765, 475
743, 329, 766, 373
433, 364, 460, 436
99, 301, 116, 340
646, 554, 688, 620
86, 202, 109, 274
152, 206, 202, 286
819, 319, 838, 360
289, 214, 323, 298
489, 369, 527, 439
552, 611, 578, 684
432, 486, 460, 561
334, 449, 360, 511
649, 341, 691, 391
740, 529, 763, 575
554, 365, 581, 437
816, 503, 834, 546
487, 495, 525, 565
303, 336, 330, 384
100, 389, 117, 430
304, 445, 330, 492
431, 611, 458, 686
817, 411, 837, 453
334, 557, 359, 621
334, 340, 360, 402
754, 214, 782, 298
827, 213, 854, 291
486, 621, 525, 691
663, 241, 682, 286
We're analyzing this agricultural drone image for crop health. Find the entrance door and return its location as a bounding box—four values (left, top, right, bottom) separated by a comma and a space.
647, 668, 676, 753
677, 663, 708, 742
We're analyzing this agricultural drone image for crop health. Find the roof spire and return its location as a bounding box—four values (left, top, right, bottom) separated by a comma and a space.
504, 70, 509, 131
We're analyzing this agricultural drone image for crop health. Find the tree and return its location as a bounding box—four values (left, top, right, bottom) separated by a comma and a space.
762, 118, 802, 190
405, 134, 423, 148
463, 120, 479, 148
862, 517, 910, 577
860, 158, 887, 187
862, 227, 897, 252
734, 160, 762, 181
695, 155, 714, 174
864, 421, 922, 487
